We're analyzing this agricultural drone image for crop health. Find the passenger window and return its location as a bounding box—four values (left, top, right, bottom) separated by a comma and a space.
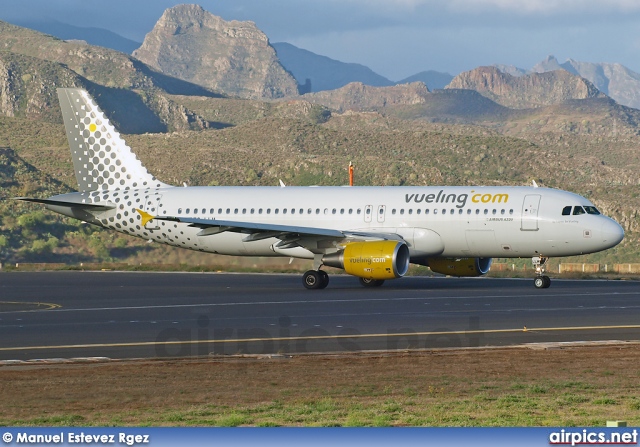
340, 209, 345, 214
275, 209, 279, 214
484, 209, 488, 215
509, 209, 514, 215
349, 209, 353, 215
562, 206, 572, 216
458, 209, 463, 214
400, 209, 404, 215
366, 208, 371, 215
501, 209, 505, 215
251, 209, 255, 214
476, 209, 480, 215
417, 209, 421, 215
442, 209, 446, 214
450, 209, 454, 215
357, 209, 361, 215
409, 209, 413, 215
226, 208, 230, 214
316, 209, 320, 214
209, 208, 214, 214
193, 209, 198, 214
573, 206, 586, 215
392, 209, 397, 215
492, 209, 497, 215
282, 209, 287, 214
433, 209, 438, 215
242, 209, 246, 214
178, 208, 182, 215
234, 209, 238, 214
425, 209, 429, 215
267, 209, 271, 214
467, 209, 471, 215
186, 208, 191, 214
202, 208, 206, 214
218, 208, 223, 214
259, 209, 263, 214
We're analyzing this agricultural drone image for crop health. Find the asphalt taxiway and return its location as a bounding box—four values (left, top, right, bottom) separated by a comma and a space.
0, 271, 639, 360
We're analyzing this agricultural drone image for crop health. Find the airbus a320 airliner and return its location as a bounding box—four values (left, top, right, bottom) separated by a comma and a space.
18, 88, 624, 289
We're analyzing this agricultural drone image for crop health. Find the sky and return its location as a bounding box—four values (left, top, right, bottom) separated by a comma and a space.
1, 0, 639, 81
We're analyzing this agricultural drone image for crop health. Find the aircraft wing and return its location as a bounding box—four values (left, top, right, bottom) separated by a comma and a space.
143, 210, 401, 248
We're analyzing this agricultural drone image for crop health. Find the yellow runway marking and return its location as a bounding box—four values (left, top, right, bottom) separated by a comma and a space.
0, 301, 61, 312
0, 324, 639, 352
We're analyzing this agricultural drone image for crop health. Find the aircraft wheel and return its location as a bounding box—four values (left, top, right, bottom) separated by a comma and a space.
303, 270, 323, 289
319, 270, 329, 289
534, 276, 551, 289
359, 277, 385, 288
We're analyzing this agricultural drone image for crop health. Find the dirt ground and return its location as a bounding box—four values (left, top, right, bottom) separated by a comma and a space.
1, 344, 639, 426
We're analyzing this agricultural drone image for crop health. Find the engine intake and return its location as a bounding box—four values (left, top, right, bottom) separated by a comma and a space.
323, 241, 410, 280
427, 257, 492, 277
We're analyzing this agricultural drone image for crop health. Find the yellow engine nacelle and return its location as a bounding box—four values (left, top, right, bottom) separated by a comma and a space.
323, 241, 410, 280
427, 257, 492, 277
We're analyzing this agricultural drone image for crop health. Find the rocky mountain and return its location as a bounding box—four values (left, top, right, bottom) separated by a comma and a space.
0, 52, 84, 122
532, 55, 640, 110
272, 42, 393, 93
0, 20, 220, 133
446, 66, 605, 109
492, 64, 528, 77
133, 4, 298, 100
14, 20, 141, 54
396, 71, 454, 90
301, 82, 429, 113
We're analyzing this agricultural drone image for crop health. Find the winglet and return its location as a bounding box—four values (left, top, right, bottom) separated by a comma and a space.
136, 209, 155, 226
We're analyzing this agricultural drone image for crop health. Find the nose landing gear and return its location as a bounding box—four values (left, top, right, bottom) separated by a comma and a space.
532, 256, 551, 288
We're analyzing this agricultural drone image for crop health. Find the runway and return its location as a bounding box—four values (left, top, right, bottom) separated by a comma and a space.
0, 271, 639, 361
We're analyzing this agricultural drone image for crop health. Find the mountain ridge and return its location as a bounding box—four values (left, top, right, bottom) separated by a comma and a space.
447, 66, 606, 109
133, 4, 298, 100
272, 42, 394, 93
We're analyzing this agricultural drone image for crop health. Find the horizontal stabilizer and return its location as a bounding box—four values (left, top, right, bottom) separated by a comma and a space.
14, 197, 116, 210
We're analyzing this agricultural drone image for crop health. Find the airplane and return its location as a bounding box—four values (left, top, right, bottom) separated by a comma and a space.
17, 88, 624, 289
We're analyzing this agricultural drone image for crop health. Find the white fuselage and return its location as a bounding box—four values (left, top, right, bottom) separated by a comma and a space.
49, 185, 624, 261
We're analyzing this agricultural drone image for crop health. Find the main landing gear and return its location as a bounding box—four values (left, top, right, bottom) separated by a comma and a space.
303, 270, 329, 290
359, 278, 385, 288
532, 255, 551, 289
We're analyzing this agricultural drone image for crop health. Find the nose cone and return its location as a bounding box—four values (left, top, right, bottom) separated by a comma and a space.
600, 218, 624, 249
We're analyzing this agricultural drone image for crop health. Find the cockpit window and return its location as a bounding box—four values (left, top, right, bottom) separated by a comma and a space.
584, 206, 601, 215
573, 206, 586, 215
562, 206, 572, 216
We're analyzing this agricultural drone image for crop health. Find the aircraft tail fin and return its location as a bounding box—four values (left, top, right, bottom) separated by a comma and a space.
57, 88, 168, 192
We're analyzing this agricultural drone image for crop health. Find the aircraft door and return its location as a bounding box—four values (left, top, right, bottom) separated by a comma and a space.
521, 194, 541, 231
364, 205, 373, 223
143, 194, 162, 230
377, 205, 386, 223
